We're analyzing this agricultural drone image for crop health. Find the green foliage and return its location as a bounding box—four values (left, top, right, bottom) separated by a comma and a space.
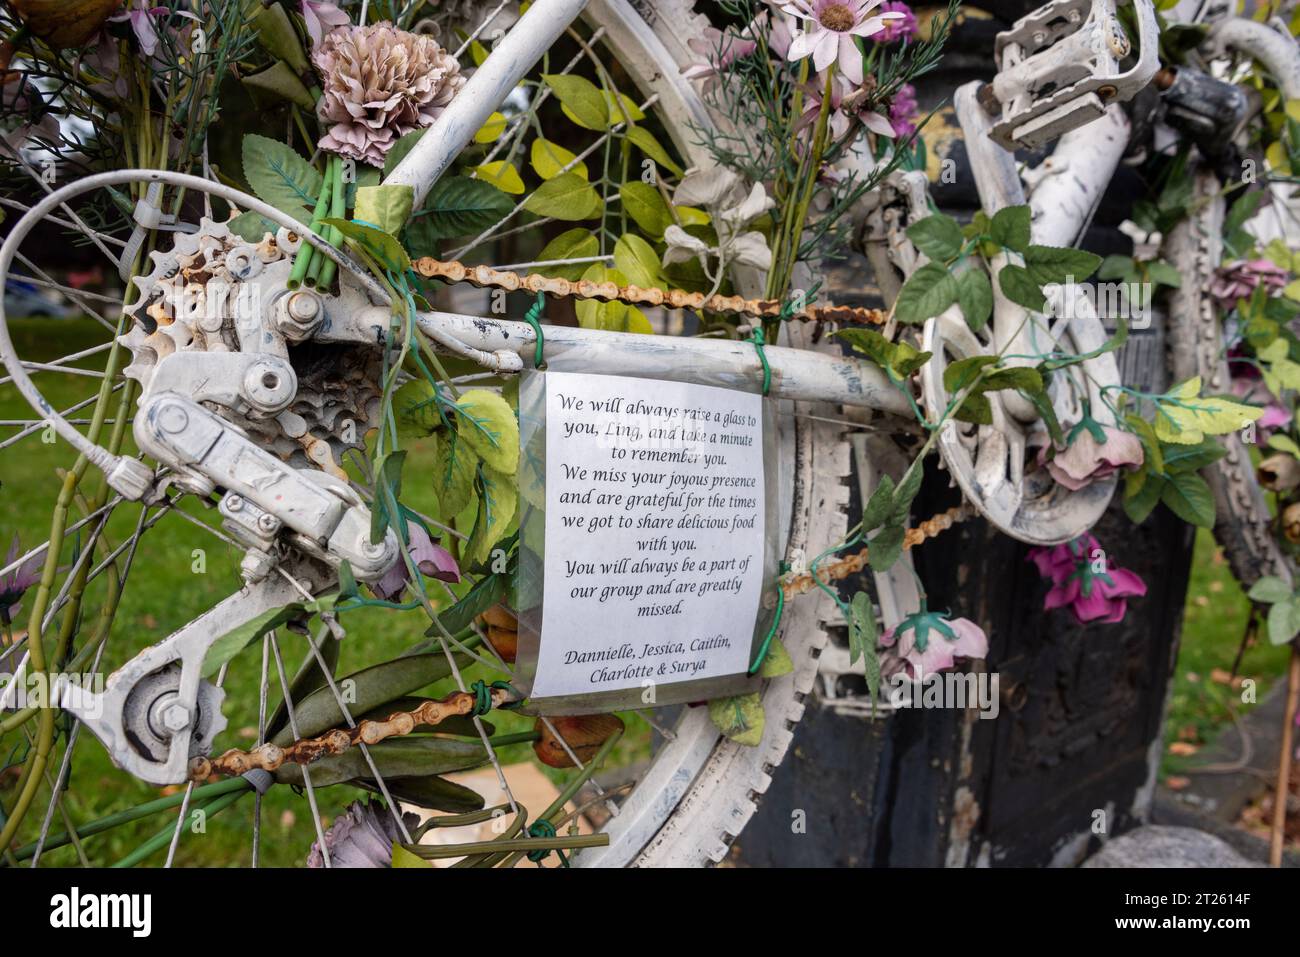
405, 176, 514, 251
241, 134, 321, 218
708, 692, 765, 746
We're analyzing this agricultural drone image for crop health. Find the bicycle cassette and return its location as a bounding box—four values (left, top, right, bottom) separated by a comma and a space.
983, 0, 1159, 150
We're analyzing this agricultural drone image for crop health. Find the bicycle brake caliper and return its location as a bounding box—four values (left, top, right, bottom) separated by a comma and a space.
983, 0, 1159, 150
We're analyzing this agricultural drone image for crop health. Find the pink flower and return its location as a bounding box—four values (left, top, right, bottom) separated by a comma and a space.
879, 610, 988, 679
0, 535, 43, 625
110, 4, 197, 59
775, 0, 905, 85
873, 1, 919, 43
1231, 373, 1288, 441
888, 82, 919, 137
369, 521, 460, 602
1027, 536, 1147, 625
800, 74, 896, 138
301, 1, 351, 47
1039, 422, 1144, 491
1210, 259, 1289, 309
683, 12, 793, 86
0, 75, 62, 154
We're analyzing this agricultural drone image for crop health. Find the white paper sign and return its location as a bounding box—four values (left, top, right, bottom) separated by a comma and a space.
531, 371, 766, 700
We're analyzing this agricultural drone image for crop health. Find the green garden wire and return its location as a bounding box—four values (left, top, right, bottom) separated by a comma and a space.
748, 560, 790, 675
526, 819, 569, 866
470, 679, 523, 716
522, 291, 547, 369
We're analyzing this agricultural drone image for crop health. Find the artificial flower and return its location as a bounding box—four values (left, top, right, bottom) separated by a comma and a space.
873, 1, 919, 43
800, 75, 895, 139
878, 607, 988, 679
682, 10, 795, 87
0, 535, 43, 625
774, 0, 905, 85
1040, 420, 1144, 491
663, 167, 774, 273
110, 3, 198, 59
887, 82, 919, 137
313, 22, 465, 167
307, 799, 419, 868
1211, 259, 1289, 309
1027, 535, 1147, 625
0, 74, 62, 156
301, 1, 350, 46
368, 520, 460, 602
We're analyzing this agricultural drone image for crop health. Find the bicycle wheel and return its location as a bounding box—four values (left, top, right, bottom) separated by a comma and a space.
0, 0, 896, 868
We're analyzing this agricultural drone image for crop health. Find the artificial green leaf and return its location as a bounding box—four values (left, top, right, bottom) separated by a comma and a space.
274, 737, 486, 788
473, 161, 525, 195
543, 73, 609, 131
1267, 599, 1300, 645
455, 389, 519, 475
394, 379, 442, 439
997, 263, 1047, 312
1159, 437, 1225, 474
574, 264, 653, 333
848, 591, 878, 666
943, 355, 999, 394
523, 173, 602, 221
251, 2, 309, 74
862, 474, 896, 533
1022, 244, 1102, 286
241, 60, 315, 109
530, 138, 587, 180
1249, 575, 1293, 605
531, 228, 600, 280
1145, 260, 1183, 288
955, 392, 993, 424
868, 525, 906, 571
894, 262, 959, 324
226, 210, 278, 243
1154, 376, 1264, 444
620, 181, 673, 238
990, 205, 1031, 253
708, 692, 765, 746
981, 366, 1043, 393
613, 233, 665, 289
323, 217, 410, 272
1123, 470, 1165, 524
905, 213, 964, 262
1098, 254, 1135, 281
956, 268, 993, 332
432, 431, 478, 519
384, 129, 426, 178
1159, 469, 1216, 527
465, 464, 517, 567
623, 124, 683, 175
241, 134, 320, 218
603, 89, 645, 125
354, 183, 414, 236
407, 176, 516, 247
475, 111, 507, 144
202, 596, 339, 678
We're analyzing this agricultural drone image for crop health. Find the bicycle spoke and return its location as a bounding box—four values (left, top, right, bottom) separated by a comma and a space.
268, 631, 331, 868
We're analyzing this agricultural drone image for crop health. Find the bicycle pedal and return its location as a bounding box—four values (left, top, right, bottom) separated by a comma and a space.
984, 0, 1159, 150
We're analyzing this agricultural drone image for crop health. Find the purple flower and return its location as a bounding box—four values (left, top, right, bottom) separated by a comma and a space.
1211, 259, 1289, 309
873, 2, 918, 43
879, 609, 988, 679
307, 799, 419, 868
1027, 535, 1147, 625
887, 82, 919, 137
301, 1, 350, 47
0, 535, 42, 626
775, 0, 906, 85
368, 521, 460, 602
1039, 422, 1144, 491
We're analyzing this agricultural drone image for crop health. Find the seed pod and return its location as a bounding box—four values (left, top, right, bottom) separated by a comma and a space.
533, 714, 624, 768
1284, 503, 1300, 544
10, 0, 123, 50
1258, 454, 1300, 492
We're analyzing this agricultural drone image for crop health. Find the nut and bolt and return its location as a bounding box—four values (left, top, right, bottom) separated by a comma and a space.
160, 701, 192, 734
257, 513, 279, 533
226, 494, 244, 512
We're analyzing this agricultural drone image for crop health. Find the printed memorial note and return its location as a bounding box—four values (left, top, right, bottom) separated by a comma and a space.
531, 371, 766, 700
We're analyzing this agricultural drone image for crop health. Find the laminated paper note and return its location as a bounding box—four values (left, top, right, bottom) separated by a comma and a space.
524, 370, 768, 704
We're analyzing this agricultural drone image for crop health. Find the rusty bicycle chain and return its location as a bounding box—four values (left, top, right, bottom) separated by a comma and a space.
412, 257, 887, 325
187, 686, 511, 782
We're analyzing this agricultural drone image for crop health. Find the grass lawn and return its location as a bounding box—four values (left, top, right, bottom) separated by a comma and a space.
0, 316, 648, 866
1162, 528, 1293, 778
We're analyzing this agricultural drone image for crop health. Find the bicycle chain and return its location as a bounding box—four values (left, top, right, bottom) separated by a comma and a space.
781, 504, 975, 598
187, 685, 510, 781
412, 257, 887, 325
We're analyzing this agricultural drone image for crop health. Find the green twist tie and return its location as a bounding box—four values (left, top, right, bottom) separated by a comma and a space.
522, 291, 546, 369
469, 679, 521, 716
749, 325, 772, 397
748, 561, 790, 675
526, 819, 569, 866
